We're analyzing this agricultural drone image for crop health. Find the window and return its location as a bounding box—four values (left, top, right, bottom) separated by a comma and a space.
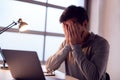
46, 7, 64, 33
0, 0, 46, 31
0, 0, 85, 62
0, 32, 44, 60
48, 0, 85, 7
45, 36, 64, 60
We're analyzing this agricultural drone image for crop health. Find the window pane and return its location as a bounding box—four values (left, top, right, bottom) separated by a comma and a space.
48, 0, 85, 7
45, 36, 65, 61
0, 32, 44, 60
0, 0, 46, 31
46, 7, 64, 33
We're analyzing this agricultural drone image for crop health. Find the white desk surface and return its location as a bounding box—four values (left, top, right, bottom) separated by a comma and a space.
0, 64, 65, 80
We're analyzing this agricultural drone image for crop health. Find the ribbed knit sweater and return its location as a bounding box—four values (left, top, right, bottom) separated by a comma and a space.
46, 32, 109, 80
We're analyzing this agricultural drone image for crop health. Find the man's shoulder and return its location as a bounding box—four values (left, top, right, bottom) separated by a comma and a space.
92, 33, 109, 46
95, 34, 108, 42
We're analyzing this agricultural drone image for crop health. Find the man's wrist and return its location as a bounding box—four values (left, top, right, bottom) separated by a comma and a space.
65, 44, 72, 51
70, 44, 82, 51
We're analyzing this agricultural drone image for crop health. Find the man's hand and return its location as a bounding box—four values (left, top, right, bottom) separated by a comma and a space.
63, 21, 84, 45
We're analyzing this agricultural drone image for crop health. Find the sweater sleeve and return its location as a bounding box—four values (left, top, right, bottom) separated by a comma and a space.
46, 41, 71, 72
71, 39, 109, 80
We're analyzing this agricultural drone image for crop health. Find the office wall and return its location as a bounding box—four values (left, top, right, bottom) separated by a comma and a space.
90, 0, 120, 80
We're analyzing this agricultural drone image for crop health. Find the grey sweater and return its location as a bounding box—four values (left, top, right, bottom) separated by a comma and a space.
46, 33, 109, 80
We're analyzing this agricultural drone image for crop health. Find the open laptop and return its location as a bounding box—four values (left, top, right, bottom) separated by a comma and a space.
2, 49, 64, 80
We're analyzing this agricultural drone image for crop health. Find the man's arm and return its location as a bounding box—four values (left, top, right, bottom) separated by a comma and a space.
46, 41, 71, 72
71, 38, 109, 80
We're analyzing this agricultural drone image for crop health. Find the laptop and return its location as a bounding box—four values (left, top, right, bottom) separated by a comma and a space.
2, 49, 64, 80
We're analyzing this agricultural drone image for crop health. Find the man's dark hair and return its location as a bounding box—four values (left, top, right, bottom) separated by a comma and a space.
59, 5, 89, 25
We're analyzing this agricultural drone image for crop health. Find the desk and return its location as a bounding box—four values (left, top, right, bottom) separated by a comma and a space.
0, 64, 65, 80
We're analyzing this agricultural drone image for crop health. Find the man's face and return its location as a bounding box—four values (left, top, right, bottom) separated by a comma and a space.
62, 18, 84, 36
61, 18, 88, 44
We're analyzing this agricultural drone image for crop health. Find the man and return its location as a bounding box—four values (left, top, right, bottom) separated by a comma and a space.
46, 5, 109, 80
